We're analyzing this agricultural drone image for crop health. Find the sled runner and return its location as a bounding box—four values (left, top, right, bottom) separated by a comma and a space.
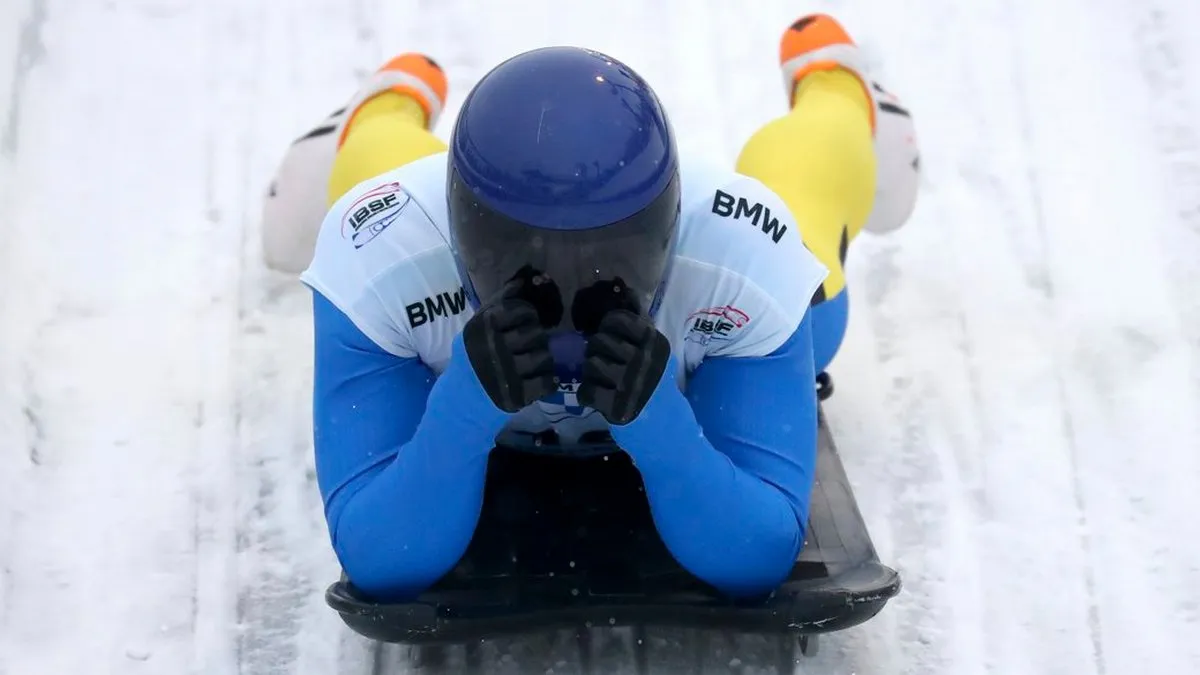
326, 385, 900, 659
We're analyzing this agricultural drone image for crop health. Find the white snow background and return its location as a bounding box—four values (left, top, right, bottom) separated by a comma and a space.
1, 0, 1198, 673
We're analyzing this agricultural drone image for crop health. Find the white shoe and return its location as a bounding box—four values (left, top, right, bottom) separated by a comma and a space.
864, 80, 920, 235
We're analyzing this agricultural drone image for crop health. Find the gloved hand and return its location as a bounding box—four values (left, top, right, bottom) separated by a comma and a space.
461, 278, 557, 413
578, 310, 673, 425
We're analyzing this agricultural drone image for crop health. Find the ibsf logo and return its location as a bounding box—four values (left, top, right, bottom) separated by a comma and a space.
342, 182, 409, 248
685, 305, 751, 345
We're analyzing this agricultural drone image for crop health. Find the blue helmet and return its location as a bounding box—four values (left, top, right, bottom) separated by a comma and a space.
447, 46, 680, 341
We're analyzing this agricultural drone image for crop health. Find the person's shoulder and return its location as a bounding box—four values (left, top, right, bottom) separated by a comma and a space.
674, 155, 827, 312
317, 151, 449, 254
653, 155, 827, 359
301, 153, 464, 358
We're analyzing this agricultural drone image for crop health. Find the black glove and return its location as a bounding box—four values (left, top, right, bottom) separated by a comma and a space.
578, 310, 673, 425
571, 277, 641, 335
461, 278, 557, 413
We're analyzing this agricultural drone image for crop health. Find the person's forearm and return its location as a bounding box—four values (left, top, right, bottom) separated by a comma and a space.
317, 328, 509, 601
609, 388, 805, 598
325, 408, 493, 601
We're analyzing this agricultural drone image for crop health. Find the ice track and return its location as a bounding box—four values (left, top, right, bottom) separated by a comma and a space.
1, 0, 1198, 673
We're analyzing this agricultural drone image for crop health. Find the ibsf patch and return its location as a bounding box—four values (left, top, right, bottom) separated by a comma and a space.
341, 182, 410, 248
685, 304, 751, 345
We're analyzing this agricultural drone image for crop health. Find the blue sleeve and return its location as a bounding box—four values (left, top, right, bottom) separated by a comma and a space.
606, 313, 819, 598
310, 291, 509, 600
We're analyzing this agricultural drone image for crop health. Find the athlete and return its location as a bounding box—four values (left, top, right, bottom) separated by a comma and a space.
261, 14, 921, 602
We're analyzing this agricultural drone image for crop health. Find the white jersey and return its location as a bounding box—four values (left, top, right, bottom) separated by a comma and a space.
301, 152, 827, 444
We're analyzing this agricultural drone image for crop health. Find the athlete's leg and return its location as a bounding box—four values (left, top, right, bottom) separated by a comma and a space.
328, 53, 448, 204
734, 15, 876, 373
261, 53, 448, 273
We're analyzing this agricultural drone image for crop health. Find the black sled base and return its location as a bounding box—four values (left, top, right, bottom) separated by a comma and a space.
326, 405, 900, 645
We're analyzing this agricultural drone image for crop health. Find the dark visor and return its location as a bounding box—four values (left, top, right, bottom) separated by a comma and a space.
448, 170, 680, 335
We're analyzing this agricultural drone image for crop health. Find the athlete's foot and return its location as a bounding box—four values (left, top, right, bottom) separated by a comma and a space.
338, 52, 449, 144
778, 13, 875, 132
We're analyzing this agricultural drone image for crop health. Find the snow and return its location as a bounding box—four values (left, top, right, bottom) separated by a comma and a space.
1, 0, 1198, 673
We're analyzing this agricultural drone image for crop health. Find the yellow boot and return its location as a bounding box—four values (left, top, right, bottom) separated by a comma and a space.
735, 13, 876, 370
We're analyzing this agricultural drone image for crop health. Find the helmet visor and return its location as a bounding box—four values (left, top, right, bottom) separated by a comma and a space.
448, 170, 680, 335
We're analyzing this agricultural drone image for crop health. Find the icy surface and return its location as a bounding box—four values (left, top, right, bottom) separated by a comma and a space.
1, 0, 1198, 673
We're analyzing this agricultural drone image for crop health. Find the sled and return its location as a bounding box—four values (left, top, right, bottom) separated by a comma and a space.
326, 376, 899, 660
